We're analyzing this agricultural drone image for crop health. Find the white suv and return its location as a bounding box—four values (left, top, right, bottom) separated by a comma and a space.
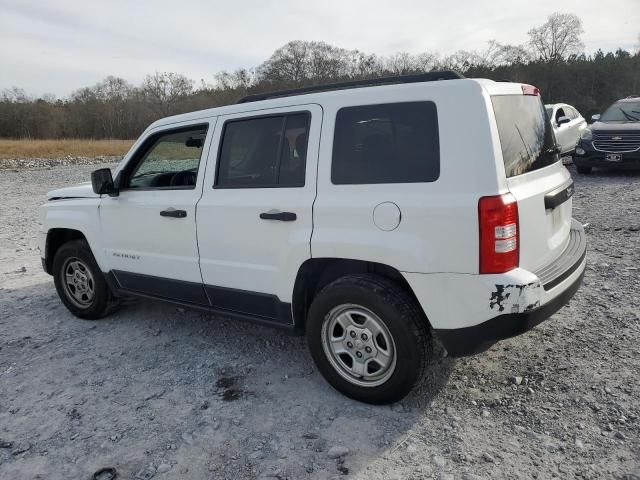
39, 72, 586, 404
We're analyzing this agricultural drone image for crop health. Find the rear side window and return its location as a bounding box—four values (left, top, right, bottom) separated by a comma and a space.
491, 95, 558, 178
216, 113, 310, 188
332, 102, 439, 184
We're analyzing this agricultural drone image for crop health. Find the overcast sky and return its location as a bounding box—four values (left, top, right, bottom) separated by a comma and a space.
1, 0, 638, 97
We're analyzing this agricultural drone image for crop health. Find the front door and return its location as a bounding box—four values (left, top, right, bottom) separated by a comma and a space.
99, 121, 215, 305
197, 105, 322, 323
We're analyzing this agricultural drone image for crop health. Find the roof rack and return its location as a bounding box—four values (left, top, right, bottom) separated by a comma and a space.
236, 71, 465, 104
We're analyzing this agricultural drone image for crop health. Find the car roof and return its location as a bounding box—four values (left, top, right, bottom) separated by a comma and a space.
545, 103, 571, 109
616, 96, 640, 103
147, 77, 523, 130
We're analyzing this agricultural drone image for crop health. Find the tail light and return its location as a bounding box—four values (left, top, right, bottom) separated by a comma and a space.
479, 193, 519, 274
521, 84, 540, 96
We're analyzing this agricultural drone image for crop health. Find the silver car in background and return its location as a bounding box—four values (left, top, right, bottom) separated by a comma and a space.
545, 103, 588, 159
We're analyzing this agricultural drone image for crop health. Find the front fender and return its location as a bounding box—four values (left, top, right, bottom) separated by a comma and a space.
40, 198, 106, 270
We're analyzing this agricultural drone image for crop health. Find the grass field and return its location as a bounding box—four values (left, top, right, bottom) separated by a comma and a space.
0, 139, 135, 159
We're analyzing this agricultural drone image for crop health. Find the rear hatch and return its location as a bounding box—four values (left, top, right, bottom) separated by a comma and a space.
491, 90, 573, 272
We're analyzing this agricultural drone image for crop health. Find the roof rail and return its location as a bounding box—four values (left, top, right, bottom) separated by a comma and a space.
236, 71, 465, 104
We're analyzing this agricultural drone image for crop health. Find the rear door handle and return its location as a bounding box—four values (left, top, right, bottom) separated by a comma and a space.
160, 208, 187, 218
259, 211, 297, 222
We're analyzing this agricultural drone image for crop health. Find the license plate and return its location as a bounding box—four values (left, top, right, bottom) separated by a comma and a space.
606, 153, 622, 162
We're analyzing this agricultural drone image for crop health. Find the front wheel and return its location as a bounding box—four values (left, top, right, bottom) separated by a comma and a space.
306, 274, 431, 404
53, 240, 117, 320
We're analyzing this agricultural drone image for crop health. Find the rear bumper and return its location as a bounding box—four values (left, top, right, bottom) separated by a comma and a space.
404, 220, 587, 357
435, 263, 584, 356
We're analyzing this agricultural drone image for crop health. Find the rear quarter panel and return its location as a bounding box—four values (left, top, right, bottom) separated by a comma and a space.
312, 80, 503, 274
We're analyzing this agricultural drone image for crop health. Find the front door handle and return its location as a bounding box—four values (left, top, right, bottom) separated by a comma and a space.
259, 211, 296, 222
160, 208, 187, 218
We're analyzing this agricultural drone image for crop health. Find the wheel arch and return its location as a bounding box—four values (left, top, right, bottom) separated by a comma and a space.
291, 258, 430, 331
44, 228, 88, 275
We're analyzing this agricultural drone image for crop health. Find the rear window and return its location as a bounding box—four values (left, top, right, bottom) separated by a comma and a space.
332, 102, 439, 184
215, 113, 309, 188
492, 95, 558, 178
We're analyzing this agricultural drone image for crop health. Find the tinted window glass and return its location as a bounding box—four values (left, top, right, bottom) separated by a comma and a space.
332, 102, 439, 184
279, 114, 309, 186
216, 113, 309, 188
491, 95, 558, 178
128, 126, 207, 189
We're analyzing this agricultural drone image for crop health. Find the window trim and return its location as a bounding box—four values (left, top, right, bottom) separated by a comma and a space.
118, 123, 209, 192
213, 110, 311, 189
330, 101, 440, 186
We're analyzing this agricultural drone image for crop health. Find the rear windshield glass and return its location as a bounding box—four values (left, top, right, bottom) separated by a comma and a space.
492, 95, 558, 178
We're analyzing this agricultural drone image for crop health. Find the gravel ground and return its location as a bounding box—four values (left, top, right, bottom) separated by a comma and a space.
0, 162, 639, 480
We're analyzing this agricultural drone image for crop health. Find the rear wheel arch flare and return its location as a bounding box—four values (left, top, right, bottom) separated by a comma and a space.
291, 258, 430, 330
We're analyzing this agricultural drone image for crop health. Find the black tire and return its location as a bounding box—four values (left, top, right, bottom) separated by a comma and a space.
306, 274, 431, 404
576, 165, 592, 174
52, 239, 117, 320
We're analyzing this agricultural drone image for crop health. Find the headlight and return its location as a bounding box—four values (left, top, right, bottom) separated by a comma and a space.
580, 130, 592, 141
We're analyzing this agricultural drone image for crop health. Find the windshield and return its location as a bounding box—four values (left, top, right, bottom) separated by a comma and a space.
492, 95, 558, 178
599, 101, 640, 122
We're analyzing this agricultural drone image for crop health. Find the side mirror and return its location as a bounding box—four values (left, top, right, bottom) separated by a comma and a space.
591, 114, 600, 122
91, 168, 117, 196
557, 116, 571, 126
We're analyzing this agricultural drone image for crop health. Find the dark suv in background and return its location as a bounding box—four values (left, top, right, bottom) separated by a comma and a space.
574, 96, 640, 173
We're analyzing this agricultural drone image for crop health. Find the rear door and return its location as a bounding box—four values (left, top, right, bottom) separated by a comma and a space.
196, 104, 322, 323
491, 93, 573, 272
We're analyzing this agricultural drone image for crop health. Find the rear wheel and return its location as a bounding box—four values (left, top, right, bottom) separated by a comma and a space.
53, 240, 117, 320
306, 274, 431, 404
576, 165, 592, 174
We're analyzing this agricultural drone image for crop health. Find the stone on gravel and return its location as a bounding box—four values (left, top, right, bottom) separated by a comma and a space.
482, 452, 496, 463
328, 446, 350, 459
432, 454, 446, 468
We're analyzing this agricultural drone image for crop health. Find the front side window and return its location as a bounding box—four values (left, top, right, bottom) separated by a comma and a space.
599, 101, 640, 122
127, 125, 208, 189
491, 95, 558, 178
331, 102, 440, 185
215, 113, 310, 188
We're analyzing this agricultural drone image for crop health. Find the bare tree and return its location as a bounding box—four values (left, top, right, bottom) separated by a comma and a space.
141, 72, 194, 115
528, 13, 584, 62
384, 52, 418, 75
214, 69, 256, 90
258, 40, 311, 84
442, 50, 483, 71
